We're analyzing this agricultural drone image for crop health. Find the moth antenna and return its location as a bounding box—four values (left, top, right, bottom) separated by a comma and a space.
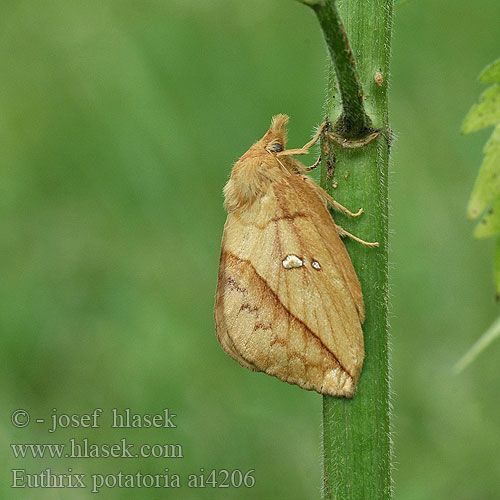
302, 120, 328, 150
277, 120, 328, 157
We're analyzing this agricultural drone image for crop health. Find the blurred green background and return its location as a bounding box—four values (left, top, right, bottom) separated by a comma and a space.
2, 0, 500, 498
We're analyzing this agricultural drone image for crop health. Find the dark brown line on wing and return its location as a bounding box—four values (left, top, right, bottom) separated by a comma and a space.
254, 322, 272, 332
249, 212, 308, 230
226, 277, 247, 294
239, 303, 259, 315
224, 251, 353, 379
270, 213, 307, 223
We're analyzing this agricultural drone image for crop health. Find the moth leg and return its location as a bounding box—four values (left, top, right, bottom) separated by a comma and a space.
277, 121, 328, 157
335, 224, 379, 247
305, 155, 321, 172
326, 193, 363, 218
304, 177, 363, 217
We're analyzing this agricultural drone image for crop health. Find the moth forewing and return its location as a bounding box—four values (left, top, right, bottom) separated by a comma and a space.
214, 115, 369, 398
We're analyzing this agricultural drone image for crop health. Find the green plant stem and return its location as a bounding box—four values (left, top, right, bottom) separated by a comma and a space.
299, 0, 370, 137
303, 0, 394, 499
454, 313, 500, 373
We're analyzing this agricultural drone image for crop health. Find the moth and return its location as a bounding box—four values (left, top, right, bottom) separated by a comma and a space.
214, 115, 377, 398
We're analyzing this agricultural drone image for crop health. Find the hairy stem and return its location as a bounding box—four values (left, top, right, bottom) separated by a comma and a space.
302, 0, 394, 498
299, 0, 370, 137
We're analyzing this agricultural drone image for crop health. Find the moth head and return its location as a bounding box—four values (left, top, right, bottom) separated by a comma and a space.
224, 114, 291, 212
263, 114, 289, 154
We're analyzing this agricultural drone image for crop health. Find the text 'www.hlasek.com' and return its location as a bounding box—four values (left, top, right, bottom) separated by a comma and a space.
9, 408, 256, 493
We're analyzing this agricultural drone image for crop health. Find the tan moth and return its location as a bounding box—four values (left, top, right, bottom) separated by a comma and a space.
214, 115, 377, 398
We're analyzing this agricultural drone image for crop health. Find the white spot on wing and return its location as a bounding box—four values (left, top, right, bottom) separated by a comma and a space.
282, 255, 304, 269
312, 260, 321, 270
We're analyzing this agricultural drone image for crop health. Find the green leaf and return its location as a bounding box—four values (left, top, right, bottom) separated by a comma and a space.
474, 197, 500, 238
480, 58, 500, 84
461, 59, 500, 369
467, 125, 500, 219
461, 84, 500, 134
